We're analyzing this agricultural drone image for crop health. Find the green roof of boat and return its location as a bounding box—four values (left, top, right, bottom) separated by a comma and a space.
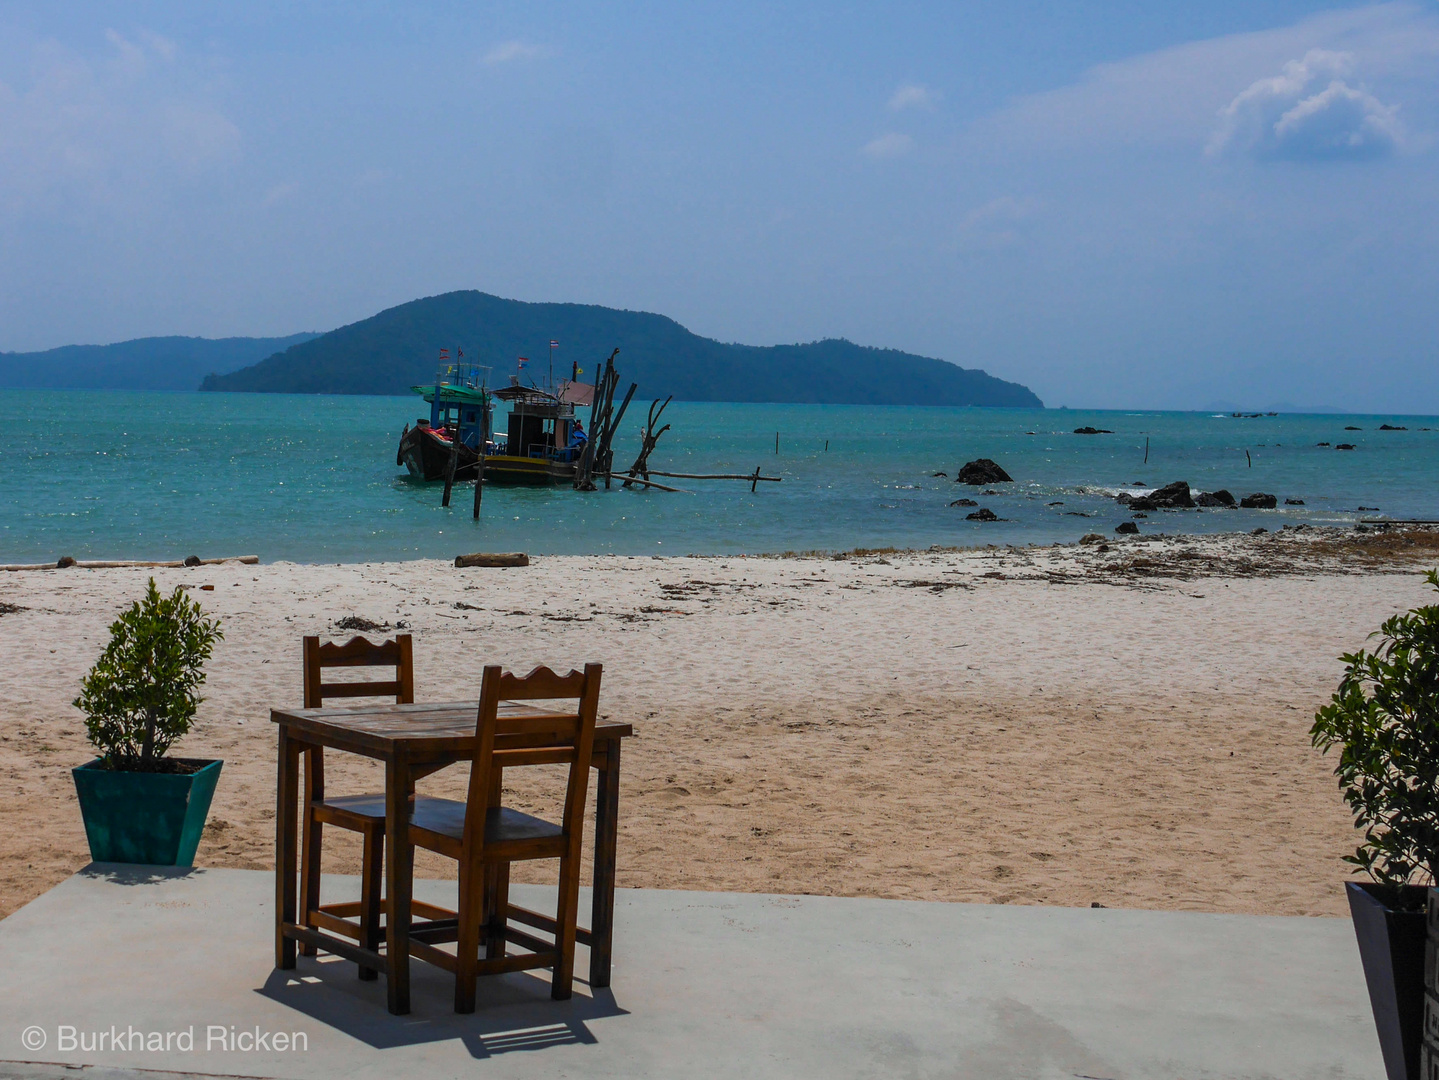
411, 383, 490, 405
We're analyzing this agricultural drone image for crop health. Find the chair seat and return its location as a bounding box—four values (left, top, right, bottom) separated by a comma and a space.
317, 793, 562, 845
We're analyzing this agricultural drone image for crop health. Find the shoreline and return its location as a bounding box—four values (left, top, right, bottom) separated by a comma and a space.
2, 527, 1438, 921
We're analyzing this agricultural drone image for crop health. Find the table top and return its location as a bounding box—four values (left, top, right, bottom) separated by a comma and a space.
271, 700, 632, 758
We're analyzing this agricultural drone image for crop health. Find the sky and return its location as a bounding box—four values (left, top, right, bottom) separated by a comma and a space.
0, 1, 1436, 411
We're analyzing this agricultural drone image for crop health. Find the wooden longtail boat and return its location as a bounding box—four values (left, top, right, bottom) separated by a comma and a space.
396, 356, 589, 486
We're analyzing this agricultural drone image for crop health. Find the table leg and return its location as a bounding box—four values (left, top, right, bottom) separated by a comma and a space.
298, 747, 324, 956
384, 754, 413, 1015
590, 739, 621, 988
275, 726, 300, 970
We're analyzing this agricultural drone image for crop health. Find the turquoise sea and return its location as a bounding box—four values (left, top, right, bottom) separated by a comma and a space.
2, 389, 1437, 563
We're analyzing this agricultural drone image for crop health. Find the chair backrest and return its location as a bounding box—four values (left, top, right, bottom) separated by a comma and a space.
302, 634, 415, 709
464, 663, 603, 851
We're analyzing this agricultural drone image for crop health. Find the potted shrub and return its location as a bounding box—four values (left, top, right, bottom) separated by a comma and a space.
1311, 569, 1439, 1080
72, 578, 224, 867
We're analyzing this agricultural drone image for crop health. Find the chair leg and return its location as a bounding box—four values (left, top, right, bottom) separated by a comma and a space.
358, 825, 384, 981
483, 862, 509, 961
454, 856, 482, 1013
551, 854, 581, 1000
298, 807, 322, 958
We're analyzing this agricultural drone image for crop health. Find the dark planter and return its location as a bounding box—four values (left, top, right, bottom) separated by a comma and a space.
72, 758, 222, 867
1347, 881, 1428, 1080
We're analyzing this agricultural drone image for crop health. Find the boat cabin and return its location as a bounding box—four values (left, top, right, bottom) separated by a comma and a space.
416, 363, 493, 451
494, 381, 582, 462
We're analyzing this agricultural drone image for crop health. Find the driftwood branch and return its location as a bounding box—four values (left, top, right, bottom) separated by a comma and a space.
2, 555, 260, 572
641, 471, 781, 482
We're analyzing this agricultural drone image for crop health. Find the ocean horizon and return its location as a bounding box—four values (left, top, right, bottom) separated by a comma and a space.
3, 387, 1436, 564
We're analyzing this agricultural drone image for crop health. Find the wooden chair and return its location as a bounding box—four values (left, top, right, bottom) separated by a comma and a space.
404, 663, 602, 1011
298, 634, 414, 980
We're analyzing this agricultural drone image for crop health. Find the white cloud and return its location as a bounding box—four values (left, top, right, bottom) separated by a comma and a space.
0, 33, 241, 215
483, 40, 545, 66
970, 3, 1437, 153
1209, 49, 1404, 159
861, 132, 913, 159
961, 195, 1041, 231
889, 83, 938, 111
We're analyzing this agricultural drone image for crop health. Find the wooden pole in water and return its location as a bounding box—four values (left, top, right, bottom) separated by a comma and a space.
1144, 437, 1149, 464
472, 457, 485, 519
825, 439, 828, 452
1246, 450, 1252, 468
442, 433, 459, 507
751, 466, 761, 493
775, 432, 779, 454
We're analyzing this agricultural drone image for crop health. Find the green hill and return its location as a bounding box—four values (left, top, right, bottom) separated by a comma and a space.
200, 292, 1042, 407
0, 334, 320, 392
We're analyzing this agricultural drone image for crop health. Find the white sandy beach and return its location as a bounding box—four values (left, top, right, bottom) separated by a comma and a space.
2, 527, 1437, 921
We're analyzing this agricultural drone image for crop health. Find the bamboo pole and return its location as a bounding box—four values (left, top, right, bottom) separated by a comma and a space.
592, 472, 691, 493
640, 470, 781, 482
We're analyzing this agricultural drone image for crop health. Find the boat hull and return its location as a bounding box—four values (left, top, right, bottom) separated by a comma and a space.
398, 426, 479, 482
480, 455, 577, 486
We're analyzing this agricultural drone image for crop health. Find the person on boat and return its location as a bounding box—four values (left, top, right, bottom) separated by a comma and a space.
566, 421, 588, 462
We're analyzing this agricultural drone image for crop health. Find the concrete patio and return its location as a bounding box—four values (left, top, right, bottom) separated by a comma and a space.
0, 866, 1383, 1079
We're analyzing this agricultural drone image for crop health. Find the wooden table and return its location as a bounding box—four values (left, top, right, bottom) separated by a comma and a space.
271, 701, 632, 1014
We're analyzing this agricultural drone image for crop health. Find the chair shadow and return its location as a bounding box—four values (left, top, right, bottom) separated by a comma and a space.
256, 954, 627, 1057
78, 862, 204, 887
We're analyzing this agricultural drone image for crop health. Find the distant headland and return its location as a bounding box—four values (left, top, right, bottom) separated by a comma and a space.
0, 291, 1042, 407
203, 292, 1042, 407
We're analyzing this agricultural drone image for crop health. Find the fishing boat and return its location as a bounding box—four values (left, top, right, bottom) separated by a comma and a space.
480, 381, 585, 486
396, 358, 495, 481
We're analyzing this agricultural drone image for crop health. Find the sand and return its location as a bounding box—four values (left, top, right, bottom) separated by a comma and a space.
3, 526, 1438, 921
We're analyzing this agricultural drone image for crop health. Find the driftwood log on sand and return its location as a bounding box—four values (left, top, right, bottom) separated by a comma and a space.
1, 555, 260, 573
454, 552, 530, 568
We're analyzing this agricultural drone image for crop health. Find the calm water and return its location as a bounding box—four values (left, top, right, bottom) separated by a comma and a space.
2, 389, 1437, 563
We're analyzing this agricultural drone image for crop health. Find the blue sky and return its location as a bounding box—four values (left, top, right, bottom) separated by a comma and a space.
0, 2, 1435, 411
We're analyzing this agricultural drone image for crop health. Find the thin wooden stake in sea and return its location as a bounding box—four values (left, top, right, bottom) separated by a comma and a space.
472, 456, 485, 519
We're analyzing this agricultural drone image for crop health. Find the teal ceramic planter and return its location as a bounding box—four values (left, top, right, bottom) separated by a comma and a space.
72, 758, 222, 867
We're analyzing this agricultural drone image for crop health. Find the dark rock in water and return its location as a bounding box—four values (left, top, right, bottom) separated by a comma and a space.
1064, 511, 1094, 516
1195, 489, 1236, 507
1379, 424, 1407, 431
1240, 493, 1277, 509
1251, 527, 1268, 535
1285, 498, 1305, 505
1345, 426, 1362, 431
1335, 443, 1356, 450
1119, 481, 1193, 510
1131, 512, 1148, 519
1073, 426, 1113, 434
982, 489, 999, 495
184, 554, 202, 567
932, 471, 948, 477
950, 498, 978, 507
966, 507, 1000, 521
1047, 501, 1064, 506
957, 458, 1013, 484
1358, 505, 1380, 511
1149, 481, 1194, 508
1316, 442, 1330, 447
1079, 533, 1106, 545
1114, 521, 1139, 534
